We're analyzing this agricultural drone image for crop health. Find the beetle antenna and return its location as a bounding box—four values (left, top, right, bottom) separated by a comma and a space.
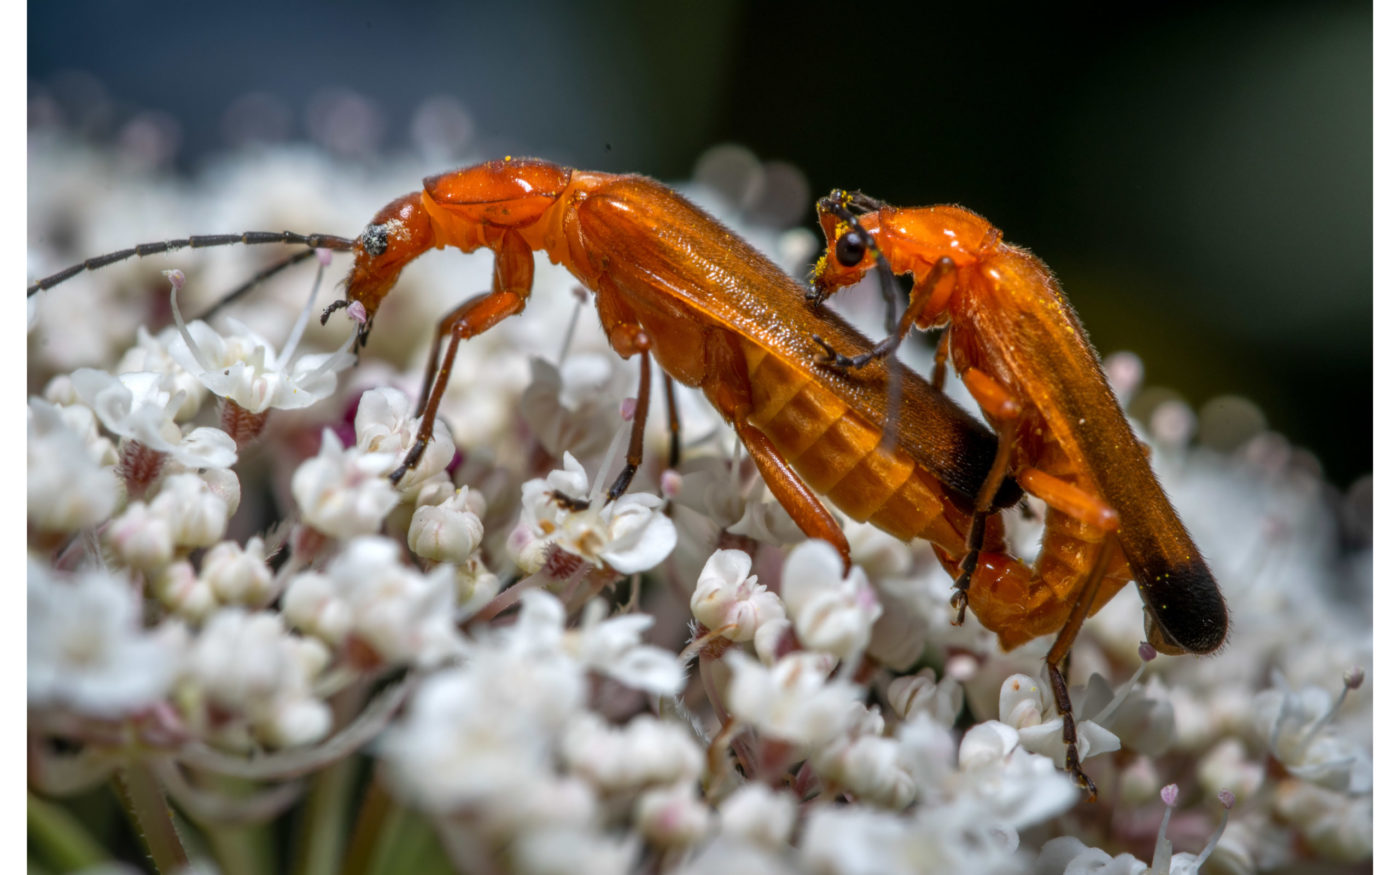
26, 231, 356, 297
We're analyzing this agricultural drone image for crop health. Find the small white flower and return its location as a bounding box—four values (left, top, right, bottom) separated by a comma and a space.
479, 775, 598, 837
199, 537, 276, 606
27, 398, 120, 531
515, 453, 677, 575
954, 720, 1081, 831
780, 539, 882, 663
197, 466, 242, 518
563, 598, 686, 695
752, 616, 795, 666
1197, 738, 1265, 803
1080, 671, 1177, 758
182, 608, 332, 748
518, 354, 632, 461
667, 456, 747, 533
115, 324, 207, 419
455, 557, 502, 617
1252, 672, 1371, 792
508, 826, 639, 875
846, 522, 916, 578
561, 712, 703, 792
806, 717, 1049, 872
865, 582, 936, 671
150, 471, 234, 548
153, 561, 217, 622
407, 488, 485, 563
690, 549, 784, 642
814, 731, 916, 809
70, 368, 236, 469
675, 840, 797, 875
354, 387, 455, 493
888, 667, 965, 728
292, 429, 399, 538
1035, 836, 1148, 874
1273, 779, 1373, 863
105, 501, 175, 571
32, 394, 117, 465
726, 492, 807, 547
28, 561, 186, 717
634, 782, 712, 849
724, 649, 859, 749
283, 536, 463, 667
796, 806, 913, 875
716, 783, 796, 848
166, 266, 355, 414
999, 672, 1120, 764
378, 648, 585, 814
1037, 785, 1243, 874
893, 712, 960, 799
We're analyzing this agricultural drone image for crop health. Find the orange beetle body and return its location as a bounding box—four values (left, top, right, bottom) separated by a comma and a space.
339, 159, 1023, 572
811, 193, 1228, 795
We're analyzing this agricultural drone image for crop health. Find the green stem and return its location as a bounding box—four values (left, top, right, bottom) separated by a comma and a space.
341, 772, 392, 875
360, 803, 454, 875
290, 755, 357, 875
27, 791, 109, 871
363, 800, 412, 875
113, 764, 189, 874
195, 775, 274, 875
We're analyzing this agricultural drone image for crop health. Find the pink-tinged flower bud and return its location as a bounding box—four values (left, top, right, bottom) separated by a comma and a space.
200, 537, 275, 606
152, 472, 232, 548
154, 560, 216, 622
408, 490, 485, 563
690, 549, 784, 643
716, 783, 796, 848
634, 783, 711, 849
292, 429, 399, 539
781, 540, 882, 663
106, 501, 174, 571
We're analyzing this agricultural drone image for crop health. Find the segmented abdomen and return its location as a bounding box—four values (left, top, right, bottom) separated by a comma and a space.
966, 446, 1135, 649
740, 345, 969, 556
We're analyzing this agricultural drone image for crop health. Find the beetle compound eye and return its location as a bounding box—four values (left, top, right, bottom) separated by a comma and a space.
835, 230, 867, 267
361, 224, 390, 257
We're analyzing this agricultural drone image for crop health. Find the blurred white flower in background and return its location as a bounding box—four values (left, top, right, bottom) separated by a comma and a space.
29, 561, 187, 719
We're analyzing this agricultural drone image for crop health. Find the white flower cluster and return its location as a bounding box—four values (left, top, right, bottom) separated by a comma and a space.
26, 135, 1371, 874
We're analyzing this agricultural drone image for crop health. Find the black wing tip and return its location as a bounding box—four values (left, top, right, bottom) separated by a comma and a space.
1140, 556, 1229, 655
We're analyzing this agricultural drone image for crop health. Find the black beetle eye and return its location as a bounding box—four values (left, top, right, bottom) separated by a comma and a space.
361, 224, 390, 257
834, 230, 866, 267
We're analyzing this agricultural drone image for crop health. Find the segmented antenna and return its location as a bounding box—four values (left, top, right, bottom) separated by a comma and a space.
26, 231, 356, 296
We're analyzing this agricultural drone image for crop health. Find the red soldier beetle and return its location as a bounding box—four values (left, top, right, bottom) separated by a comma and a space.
808, 190, 1229, 794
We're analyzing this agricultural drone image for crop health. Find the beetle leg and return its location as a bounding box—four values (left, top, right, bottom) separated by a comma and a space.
703, 330, 851, 568
414, 310, 449, 419
1009, 460, 1122, 799
1018, 468, 1121, 534
395, 229, 534, 483
605, 329, 654, 503
950, 366, 1024, 622
930, 323, 951, 392
663, 374, 682, 470
1044, 538, 1113, 800
812, 255, 955, 371
733, 417, 851, 568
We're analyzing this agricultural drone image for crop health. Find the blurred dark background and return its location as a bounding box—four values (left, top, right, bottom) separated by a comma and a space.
29, 0, 1371, 486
